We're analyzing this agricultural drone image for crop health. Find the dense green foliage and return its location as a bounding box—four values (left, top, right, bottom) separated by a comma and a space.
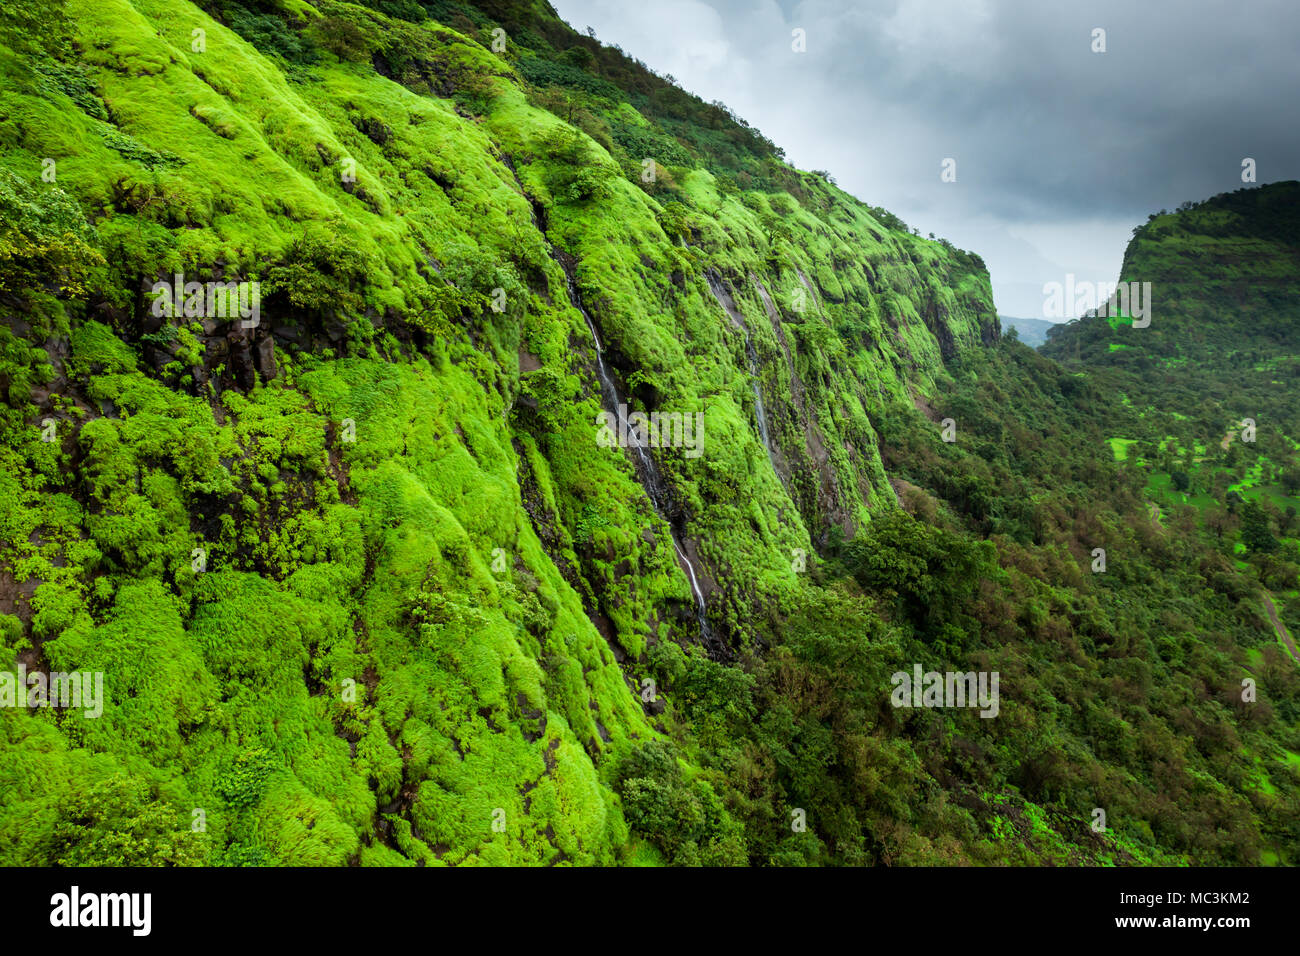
1044, 182, 1300, 651
0, 0, 1294, 867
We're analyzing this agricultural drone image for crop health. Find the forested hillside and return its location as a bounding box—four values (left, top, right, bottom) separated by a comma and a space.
1043, 183, 1300, 645
0, 0, 1295, 867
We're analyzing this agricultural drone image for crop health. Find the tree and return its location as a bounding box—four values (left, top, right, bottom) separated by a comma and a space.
539, 127, 613, 204
0, 170, 104, 326
1240, 500, 1278, 553
842, 509, 994, 643
310, 17, 370, 62
560, 45, 594, 71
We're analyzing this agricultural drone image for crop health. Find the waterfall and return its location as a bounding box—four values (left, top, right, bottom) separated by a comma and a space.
705, 271, 777, 468
745, 336, 773, 452
552, 253, 721, 656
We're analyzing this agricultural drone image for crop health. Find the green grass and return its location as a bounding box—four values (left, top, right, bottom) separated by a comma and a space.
1108, 437, 1138, 461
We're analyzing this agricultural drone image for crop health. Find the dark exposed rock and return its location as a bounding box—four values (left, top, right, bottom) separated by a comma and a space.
255, 336, 278, 380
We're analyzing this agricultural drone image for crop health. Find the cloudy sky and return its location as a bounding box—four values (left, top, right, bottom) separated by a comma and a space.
551, 0, 1300, 318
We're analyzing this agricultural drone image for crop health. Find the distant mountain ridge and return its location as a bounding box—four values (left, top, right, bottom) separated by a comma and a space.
998, 315, 1057, 348
1043, 181, 1300, 362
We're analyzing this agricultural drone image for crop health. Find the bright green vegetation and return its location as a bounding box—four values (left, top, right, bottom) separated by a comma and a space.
1108, 437, 1138, 461
1, 0, 1296, 866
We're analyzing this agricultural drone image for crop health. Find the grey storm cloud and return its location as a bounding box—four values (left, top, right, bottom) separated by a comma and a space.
551, 0, 1300, 318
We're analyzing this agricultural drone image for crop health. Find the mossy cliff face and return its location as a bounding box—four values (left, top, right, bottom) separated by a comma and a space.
0, 0, 993, 864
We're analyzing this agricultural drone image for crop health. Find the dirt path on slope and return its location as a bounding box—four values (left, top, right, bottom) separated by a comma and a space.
1262, 591, 1300, 663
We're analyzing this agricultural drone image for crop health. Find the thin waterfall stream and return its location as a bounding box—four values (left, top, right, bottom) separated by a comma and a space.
550, 250, 720, 655
706, 271, 777, 469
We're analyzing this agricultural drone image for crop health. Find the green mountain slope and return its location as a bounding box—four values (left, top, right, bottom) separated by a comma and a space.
1, 0, 1295, 868
0, 0, 994, 865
